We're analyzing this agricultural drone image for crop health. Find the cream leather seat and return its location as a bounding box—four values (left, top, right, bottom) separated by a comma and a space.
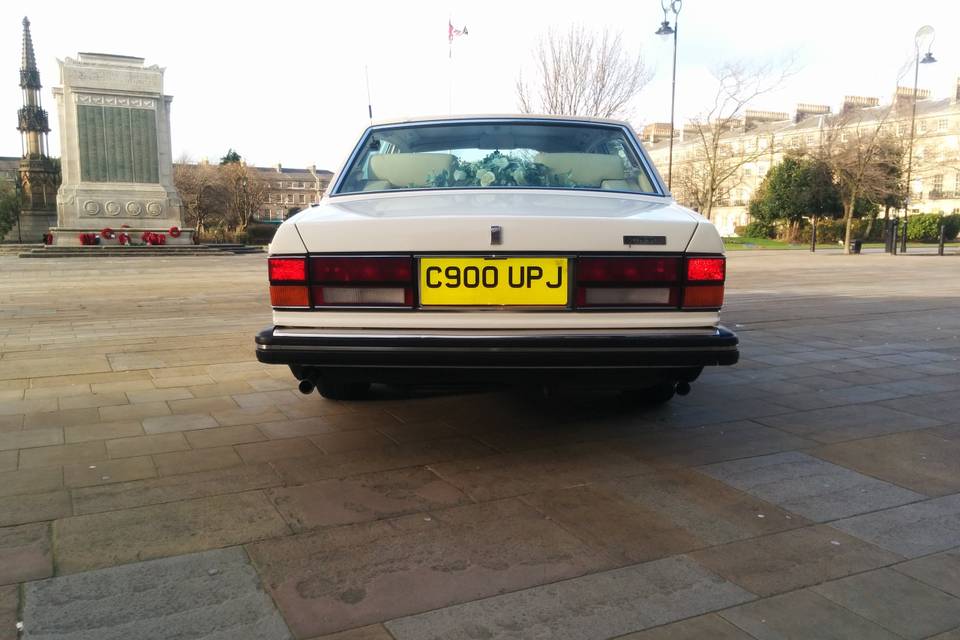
534, 153, 651, 191
368, 153, 457, 189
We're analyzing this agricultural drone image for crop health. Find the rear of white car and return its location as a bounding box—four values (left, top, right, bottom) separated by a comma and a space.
255, 116, 738, 400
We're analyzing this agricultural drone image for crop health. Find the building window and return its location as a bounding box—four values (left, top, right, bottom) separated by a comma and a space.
296, 181, 304, 189
286, 194, 293, 203
840, 132, 849, 142
933, 174, 944, 196
309, 194, 317, 203
918, 120, 927, 133
938, 119, 948, 131
298, 194, 306, 203
805, 134, 814, 144
898, 124, 907, 136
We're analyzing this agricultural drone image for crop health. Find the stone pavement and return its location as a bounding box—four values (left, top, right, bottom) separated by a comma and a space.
0, 250, 958, 639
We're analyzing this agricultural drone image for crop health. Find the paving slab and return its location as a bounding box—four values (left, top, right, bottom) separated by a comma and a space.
0, 492, 71, 528
271, 437, 495, 485
385, 555, 754, 640
0, 585, 17, 640
719, 589, 901, 640
142, 412, 219, 434
603, 468, 808, 546
619, 421, 815, 467
0, 428, 63, 452
756, 404, 941, 443
618, 614, 756, 640
0, 523, 52, 585
700, 451, 923, 522
105, 432, 188, 458
309, 625, 395, 640
894, 549, 960, 597
55, 491, 290, 574
812, 430, 960, 496
71, 463, 282, 515
184, 424, 267, 449
521, 485, 701, 566
812, 567, 960, 639
63, 456, 156, 488
246, 498, 605, 637
152, 446, 243, 476
429, 442, 650, 502
308, 430, 396, 454
0, 467, 62, 498
20, 547, 292, 640
830, 493, 960, 557
691, 524, 902, 596
0, 451, 15, 473
267, 467, 469, 531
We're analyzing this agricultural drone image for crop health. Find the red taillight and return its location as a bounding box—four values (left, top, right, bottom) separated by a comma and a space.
268, 257, 307, 282
309, 256, 414, 307
686, 257, 725, 281
575, 257, 680, 308
573, 255, 725, 310
310, 257, 412, 283
578, 257, 679, 282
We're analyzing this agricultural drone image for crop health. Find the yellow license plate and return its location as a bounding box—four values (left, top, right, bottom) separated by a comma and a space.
419, 257, 568, 306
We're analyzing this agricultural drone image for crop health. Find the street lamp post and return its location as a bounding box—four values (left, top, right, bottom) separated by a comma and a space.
656, 0, 682, 191
901, 25, 936, 254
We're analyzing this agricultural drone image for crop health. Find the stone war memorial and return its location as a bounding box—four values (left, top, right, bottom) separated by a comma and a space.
50, 52, 192, 245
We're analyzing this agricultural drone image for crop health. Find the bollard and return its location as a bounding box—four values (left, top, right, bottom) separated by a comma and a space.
810, 216, 817, 252
900, 218, 908, 253
939, 222, 946, 256
891, 219, 899, 255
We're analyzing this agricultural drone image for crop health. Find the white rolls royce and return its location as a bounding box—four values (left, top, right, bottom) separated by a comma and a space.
256, 115, 738, 401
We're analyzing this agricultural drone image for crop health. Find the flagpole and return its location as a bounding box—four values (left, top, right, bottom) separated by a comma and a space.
448, 16, 453, 114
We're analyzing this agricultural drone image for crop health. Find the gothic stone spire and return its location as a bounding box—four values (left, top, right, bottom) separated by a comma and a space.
20, 16, 40, 89
17, 16, 50, 156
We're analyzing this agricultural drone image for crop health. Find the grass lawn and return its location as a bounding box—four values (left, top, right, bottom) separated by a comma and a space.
724, 236, 960, 251
723, 237, 808, 250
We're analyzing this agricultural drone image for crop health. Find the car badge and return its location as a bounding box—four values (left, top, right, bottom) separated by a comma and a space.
623, 235, 667, 246
491, 225, 503, 245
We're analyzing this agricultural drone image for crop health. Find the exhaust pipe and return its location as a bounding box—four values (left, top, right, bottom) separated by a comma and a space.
297, 379, 316, 395
676, 381, 692, 396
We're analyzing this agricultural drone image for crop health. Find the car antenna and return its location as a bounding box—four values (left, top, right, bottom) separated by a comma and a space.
365, 65, 373, 124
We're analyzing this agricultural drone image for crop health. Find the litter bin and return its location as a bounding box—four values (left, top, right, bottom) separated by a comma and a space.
851, 239, 863, 254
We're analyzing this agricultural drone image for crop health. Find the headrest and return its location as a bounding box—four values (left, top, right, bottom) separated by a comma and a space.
368, 153, 457, 188
534, 153, 626, 187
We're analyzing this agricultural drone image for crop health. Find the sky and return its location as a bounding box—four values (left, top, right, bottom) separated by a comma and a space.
2, 0, 959, 171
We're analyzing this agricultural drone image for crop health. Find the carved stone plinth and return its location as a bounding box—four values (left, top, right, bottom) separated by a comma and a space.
51, 53, 191, 245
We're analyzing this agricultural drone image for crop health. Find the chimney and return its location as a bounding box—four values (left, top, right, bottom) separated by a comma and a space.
275, 163, 282, 173
954, 77, 960, 103
842, 96, 879, 113
795, 103, 830, 123
308, 164, 316, 175
893, 86, 931, 108
744, 110, 789, 130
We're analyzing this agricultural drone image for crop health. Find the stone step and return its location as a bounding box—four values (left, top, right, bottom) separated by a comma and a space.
17, 245, 264, 258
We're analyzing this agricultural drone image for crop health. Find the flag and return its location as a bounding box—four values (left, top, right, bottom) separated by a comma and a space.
448, 20, 468, 44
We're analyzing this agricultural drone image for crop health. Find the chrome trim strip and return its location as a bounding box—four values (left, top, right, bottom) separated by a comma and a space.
271, 327, 724, 339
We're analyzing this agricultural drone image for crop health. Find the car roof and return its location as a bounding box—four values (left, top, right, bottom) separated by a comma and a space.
369, 114, 632, 129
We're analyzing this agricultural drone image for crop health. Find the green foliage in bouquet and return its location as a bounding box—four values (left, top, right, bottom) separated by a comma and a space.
425, 151, 575, 189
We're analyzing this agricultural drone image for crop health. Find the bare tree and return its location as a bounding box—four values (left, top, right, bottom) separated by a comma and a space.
173, 156, 228, 239
818, 107, 903, 253
516, 26, 651, 120
672, 61, 794, 220
219, 161, 269, 234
